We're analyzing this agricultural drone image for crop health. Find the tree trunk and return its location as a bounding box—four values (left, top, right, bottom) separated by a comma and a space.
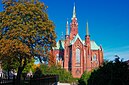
15, 57, 27, 85
15, 67, 24, 85
7, 69, 10, 79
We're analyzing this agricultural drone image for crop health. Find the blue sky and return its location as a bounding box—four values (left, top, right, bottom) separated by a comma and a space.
0, 0, 129, 61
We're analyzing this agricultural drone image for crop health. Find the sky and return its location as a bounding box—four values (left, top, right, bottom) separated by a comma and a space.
0, 0, 129, 61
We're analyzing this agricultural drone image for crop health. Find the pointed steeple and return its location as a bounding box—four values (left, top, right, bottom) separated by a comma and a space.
70, 2, 78, 40
72, 2, 76, 19
61, 32, 64, 40
66, 19, 69, 35
86, 21, 89, 36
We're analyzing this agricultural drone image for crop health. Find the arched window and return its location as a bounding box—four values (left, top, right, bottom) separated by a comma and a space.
84, 50, 86, 58
84, 50, 86, 64
56, 54, 59, 62
93, 54, 97, 61
76, 48, 80, 63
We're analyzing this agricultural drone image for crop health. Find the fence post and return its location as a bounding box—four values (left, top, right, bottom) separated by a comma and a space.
13, 75, 15, 85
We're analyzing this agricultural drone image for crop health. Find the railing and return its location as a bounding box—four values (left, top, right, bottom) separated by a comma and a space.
0, 79, 14, 85
0, 75, 59, 85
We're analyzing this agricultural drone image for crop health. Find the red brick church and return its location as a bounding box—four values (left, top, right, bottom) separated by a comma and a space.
51, 4, 103, 78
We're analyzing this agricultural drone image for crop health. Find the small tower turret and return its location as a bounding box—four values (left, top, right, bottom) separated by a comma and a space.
85, 21, 90, 45
65, 19, 69, 40
85, 21, 92, 71
66, 19, 69, 35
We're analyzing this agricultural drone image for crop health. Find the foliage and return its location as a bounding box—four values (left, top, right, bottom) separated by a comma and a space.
87, 57, 129, 85
0, 39, 31, 69
22, 58, 35, 73
0, 0, 56, 84
78, 71, 91, 85
2, 56, 19, 71
33, 64, 74, 83
33, 67, 42, 78
0, 0, 56, 62
48, 52, 56, 66
2, 55, 35, 74
32, 64, 40, 71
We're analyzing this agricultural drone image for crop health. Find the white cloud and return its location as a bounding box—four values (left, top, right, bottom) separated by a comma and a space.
104, 45, 129, 61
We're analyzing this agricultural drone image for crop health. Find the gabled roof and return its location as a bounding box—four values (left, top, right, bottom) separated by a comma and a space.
70, 34, 85, 45
53, 34, 101, 50
90, 41, 101, 50
70, 34, 100, 51
52, 40, 64, 50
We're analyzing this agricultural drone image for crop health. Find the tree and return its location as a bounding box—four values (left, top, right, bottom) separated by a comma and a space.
48, 52, 56, 66
0, 39, 31, 82
22, 58, 35, 74
39, 64, 74, 83
0, 0, 56, 84
78, 71, 91, 85
1, 56, 19, 79
87, 57, 129, 85
1, 52, 35, 79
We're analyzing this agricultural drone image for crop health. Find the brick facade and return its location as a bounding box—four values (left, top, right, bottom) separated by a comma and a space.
51, 4, 103, 78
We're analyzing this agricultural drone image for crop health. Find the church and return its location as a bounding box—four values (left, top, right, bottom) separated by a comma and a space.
51, 4, 103, 78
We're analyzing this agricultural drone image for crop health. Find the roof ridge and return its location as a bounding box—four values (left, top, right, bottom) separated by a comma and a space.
70, 33, 84, 45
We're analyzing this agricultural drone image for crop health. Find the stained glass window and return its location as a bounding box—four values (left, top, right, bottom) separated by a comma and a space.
84, 50, 86, 64
93, 54, 97, 61
56, 54, 59, 61
76, 48, 80, 63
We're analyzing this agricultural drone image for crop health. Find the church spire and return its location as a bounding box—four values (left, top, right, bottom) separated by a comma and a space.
61, 32, 64, 40
66, 19, 69, 35
70, 2, 78, 40
86, 21, 89, 36
72, 2, 76, 19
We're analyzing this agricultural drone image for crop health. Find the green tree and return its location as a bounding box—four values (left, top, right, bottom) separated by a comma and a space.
22, 58, 35, 74
0, 39, 31, 82
78, 71, 91, 85
87, 57, 129, 85
2, 54, 35, 78
0, 0, 56, 84
38, 64, 74, 83
2, 56, 19, 79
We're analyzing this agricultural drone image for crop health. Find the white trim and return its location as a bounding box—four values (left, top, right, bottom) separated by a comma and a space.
70, 34, 85, 45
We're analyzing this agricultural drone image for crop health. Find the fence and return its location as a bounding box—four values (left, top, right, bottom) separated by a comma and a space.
0, 75, 59, 85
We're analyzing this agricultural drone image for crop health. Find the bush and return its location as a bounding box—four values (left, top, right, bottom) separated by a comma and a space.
33, 67, 43, 78
78, 71, 91, 85
34, 64, 74, 83
87, 57, 129, 85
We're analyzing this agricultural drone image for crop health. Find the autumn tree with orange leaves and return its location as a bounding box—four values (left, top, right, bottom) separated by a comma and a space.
48, 52, 56, 66
0, 0, 56, 84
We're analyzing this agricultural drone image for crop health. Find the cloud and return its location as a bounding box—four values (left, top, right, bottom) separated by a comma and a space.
104, 45, 129, 61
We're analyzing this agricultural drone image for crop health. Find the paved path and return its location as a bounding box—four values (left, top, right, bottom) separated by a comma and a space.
58, 82, 70, 85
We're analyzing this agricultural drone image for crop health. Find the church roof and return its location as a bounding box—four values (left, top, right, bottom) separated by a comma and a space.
52, 40, 64, 50
53, 34, 101, 50
70, 34, 84, 45
90, 41, 101, 50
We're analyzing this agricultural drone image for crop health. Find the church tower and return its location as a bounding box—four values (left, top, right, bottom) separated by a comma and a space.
65, 20, 69, 40
70, 3, 78, 40
51, 2, 104, 78
85, 22, 91, 49
85, 22, 92, 71
64, 20, 70, 71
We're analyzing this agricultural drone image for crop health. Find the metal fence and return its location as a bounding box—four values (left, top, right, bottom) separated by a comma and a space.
0, 75, 59, 85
